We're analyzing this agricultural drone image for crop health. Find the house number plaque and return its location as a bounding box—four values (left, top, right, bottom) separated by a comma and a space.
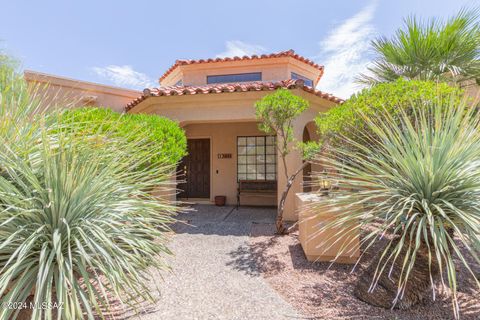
218, 153, 232, 159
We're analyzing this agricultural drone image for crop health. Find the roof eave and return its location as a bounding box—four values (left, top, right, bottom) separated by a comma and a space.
125, 79, 342, 113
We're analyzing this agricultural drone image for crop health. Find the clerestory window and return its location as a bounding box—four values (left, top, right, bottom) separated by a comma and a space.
207, 72, 262, 84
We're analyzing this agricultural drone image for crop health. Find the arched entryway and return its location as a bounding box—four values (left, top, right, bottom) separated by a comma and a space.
302, 121, 318, 192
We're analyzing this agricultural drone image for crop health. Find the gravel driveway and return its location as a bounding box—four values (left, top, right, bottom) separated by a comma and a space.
137, 204, 300, 320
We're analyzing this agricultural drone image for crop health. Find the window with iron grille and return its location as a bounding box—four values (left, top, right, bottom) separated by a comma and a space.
237, 136, 276, 181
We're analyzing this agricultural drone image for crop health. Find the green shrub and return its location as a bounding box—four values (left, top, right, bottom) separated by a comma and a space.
60, 107, 187, 167
315, 79, 465, 147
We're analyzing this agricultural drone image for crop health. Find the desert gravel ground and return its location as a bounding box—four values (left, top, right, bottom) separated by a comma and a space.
134, 205, 300, 320
243, 223, 480, 320
120, 204, 478, 320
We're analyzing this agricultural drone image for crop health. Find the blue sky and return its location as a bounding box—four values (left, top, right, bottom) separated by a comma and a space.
0, 0, 477, 98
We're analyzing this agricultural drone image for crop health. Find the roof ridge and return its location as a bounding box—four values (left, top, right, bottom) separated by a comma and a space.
159, 50, 323, 83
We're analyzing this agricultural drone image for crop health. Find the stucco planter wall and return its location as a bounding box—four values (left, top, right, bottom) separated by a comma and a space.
297, 193, 360, 264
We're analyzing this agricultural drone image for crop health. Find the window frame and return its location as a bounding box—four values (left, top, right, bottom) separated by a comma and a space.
237, 135, 277, 181
291, 72, 314, 87
207, 72, 262, 84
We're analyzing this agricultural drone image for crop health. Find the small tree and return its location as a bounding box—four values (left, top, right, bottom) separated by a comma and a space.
255, 89, 311, 234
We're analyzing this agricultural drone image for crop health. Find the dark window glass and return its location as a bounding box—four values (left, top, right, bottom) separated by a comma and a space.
291, 72, 313, 87
207, 72, 262, 84
237, 136, 276, 181
174, 79, 183, 86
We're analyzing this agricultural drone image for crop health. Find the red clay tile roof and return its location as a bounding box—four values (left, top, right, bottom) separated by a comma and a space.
159, 49, 324, 83
125, 79, 343, 112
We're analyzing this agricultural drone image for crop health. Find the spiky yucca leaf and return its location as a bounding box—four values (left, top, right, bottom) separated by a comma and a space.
309, 96, 480, 318
0, 63, 180, 319
0, 129, 178, 320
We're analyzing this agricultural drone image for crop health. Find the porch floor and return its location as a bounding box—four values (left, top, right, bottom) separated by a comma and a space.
136, 204, 299, 320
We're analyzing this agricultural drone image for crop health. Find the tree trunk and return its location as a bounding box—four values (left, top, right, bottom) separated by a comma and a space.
276, 162, 308, 234
354, 236, 440, 310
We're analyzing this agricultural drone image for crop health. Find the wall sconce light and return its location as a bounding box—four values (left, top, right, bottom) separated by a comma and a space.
320, 178, 331, 190
319, 170, 331, 196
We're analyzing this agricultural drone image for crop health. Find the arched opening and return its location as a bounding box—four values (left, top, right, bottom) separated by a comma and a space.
302, 125, 312, 192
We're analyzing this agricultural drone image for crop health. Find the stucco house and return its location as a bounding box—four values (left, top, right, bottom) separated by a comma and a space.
25, 50, 343, 221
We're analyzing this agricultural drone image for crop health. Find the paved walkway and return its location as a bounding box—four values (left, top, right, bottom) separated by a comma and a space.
138, 205, 300, 320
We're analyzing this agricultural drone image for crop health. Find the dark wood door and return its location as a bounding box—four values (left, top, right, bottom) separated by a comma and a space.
178, 139, 210, 198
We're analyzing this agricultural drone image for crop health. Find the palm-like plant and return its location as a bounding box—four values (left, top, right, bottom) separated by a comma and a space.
309, 96, 480, 318
0, 64, 179, 319
358, 8, 480, 86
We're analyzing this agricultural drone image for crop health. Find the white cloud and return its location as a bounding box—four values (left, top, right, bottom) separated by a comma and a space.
92, 65, 155, 89
216, 41, 267, 58
315, 2, 377, 99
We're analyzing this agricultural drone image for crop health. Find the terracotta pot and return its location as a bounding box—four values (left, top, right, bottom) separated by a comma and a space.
214, 196, 226, 206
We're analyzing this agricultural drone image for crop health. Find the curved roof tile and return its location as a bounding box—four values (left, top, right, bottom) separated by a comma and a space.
159, 49, 324, 83
125, 79, 343, 112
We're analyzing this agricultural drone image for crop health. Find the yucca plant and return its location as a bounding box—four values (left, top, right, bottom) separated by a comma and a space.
0, 63, 180, 319
0, 131, 177, 320
0, 62, 44, 152
308, 96, 480, 318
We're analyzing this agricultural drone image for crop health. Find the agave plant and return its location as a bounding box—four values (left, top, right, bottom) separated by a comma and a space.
0, 63, 179, 319
308, 96, 480, 318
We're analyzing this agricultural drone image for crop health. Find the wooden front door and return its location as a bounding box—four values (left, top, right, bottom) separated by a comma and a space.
178, 139, 210, 198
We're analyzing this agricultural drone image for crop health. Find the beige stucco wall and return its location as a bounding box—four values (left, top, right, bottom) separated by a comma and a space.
465, 83, 480, 101
129, 89, 336, 221
161, 57, 321, 87
183, 62, 288, 87
183, 122, 276, 206
297, 193, 359, 263
24, 71, 140, 113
